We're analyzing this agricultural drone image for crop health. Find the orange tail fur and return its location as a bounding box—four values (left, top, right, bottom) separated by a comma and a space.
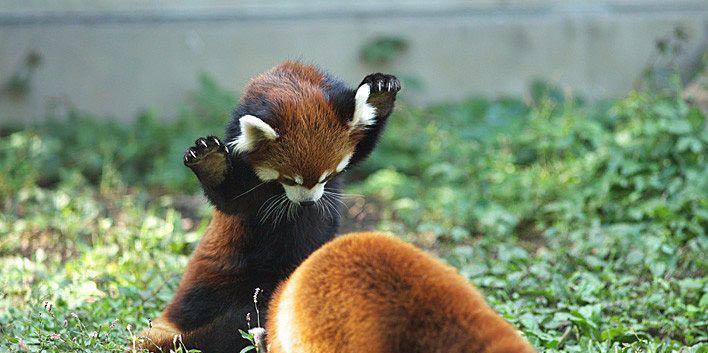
267, 232, 537, 353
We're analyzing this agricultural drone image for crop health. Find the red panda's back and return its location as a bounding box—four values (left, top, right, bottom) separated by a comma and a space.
267, 232, 537, 353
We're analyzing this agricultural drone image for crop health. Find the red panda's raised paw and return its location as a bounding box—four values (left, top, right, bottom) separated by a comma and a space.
183, 136, 227, 164
360, 73, 401, 94
358, 73, 400, 119
184, 136, 230, 185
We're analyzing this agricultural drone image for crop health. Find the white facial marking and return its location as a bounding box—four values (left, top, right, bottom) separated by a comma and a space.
351, 84, 376, 129
336, 153, 353, 172
282, 184, 325, 203
228, 115, 278, 154
318, 171, 331, 183
294, 175, 303, 185
276, 273, 301, 353
254, 167, 279, 181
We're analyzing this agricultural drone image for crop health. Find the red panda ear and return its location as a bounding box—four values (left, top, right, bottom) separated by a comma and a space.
349, 84, 377, 130
229, 115, 279, 154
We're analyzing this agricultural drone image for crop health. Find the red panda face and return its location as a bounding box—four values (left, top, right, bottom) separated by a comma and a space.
228, 88, 367, 205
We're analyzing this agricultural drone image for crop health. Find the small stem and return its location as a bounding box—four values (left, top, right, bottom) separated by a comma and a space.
557, 326, 572, 348
253, 288, 262, 328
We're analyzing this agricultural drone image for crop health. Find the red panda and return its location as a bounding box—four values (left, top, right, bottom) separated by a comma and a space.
267, 232, 537, 353
138, 62, 400, 352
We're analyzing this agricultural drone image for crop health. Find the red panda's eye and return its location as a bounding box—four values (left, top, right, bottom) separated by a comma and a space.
323, 173, 337, 183
282, 178, 297, 186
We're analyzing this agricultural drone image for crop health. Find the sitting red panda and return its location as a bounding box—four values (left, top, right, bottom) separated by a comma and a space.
267, 232, 537, 353
138, 62, 400, 352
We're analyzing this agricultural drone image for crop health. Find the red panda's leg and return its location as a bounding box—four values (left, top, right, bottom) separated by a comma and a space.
183, 136, 259, 213
349, 73, 401, 165
135, 317, 184, 352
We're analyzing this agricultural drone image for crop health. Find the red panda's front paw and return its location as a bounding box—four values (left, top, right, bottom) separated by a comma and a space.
359, 73, 401, 95
184, 136, 227, 165
357, 74, 400, 119
184, 136, 230, 185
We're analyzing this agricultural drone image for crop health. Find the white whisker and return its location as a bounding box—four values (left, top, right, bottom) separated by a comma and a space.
273, 198, 290, 228
257, 193, 282, 218
326, 197, 338, 219
287, 202, 298, 222
270, 195, 289, 225
324, 189, 364, 199
319, 197, 331, 219
259, 193, 286, 225
232, 182, 267, 201
324, 192, 347, 207
286, 203, 292, 222
323, 194, 342, 219
279, 201, 290, 225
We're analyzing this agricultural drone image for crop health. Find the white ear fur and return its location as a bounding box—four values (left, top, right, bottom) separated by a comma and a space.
350, 84, 377, 129
228, 115, 279, 153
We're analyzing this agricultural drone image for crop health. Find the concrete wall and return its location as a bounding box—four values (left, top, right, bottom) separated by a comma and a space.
1, 1, 706, 123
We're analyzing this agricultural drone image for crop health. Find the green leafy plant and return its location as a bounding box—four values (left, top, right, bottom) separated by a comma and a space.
2, 51, 42, 98
359, 36, 408, 66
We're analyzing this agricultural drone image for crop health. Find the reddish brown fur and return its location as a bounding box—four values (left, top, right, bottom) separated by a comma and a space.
138, 210, 247, 350
171, 210, 247, 287
243, 61, 360, 187
267, 232, 537, 353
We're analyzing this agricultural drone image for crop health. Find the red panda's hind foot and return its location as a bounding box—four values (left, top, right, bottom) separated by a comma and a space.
132, 318, 184, 353
184, 136, 230, 186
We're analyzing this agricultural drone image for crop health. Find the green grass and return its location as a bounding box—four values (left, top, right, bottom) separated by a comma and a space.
0, 76, 706, 353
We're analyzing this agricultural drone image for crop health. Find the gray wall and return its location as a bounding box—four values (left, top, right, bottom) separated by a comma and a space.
1, 1, 706, 123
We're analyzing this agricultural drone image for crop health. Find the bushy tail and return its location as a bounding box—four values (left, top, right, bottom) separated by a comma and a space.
474, 311, 537, 353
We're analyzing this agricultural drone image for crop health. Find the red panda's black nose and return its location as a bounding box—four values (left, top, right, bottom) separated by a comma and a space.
300, 201, 316, 207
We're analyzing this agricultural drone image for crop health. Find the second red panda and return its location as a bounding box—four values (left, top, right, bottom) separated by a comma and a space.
267, 232, 537, 353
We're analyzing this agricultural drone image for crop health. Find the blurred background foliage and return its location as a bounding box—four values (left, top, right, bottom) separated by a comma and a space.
0, 34, 707, 352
